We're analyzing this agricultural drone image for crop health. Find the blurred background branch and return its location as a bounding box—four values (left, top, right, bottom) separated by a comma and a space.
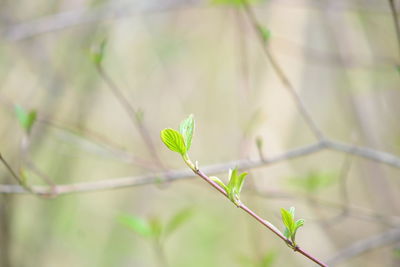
1, 139, 400, 195
2, 0, 201, 41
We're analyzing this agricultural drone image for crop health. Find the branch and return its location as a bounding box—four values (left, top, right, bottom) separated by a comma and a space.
0, 142, 324, 195
2, 0, 201, 41
389, 0, 400, 60
38, 118, 158, 170
0, 153, 35, 194
95, 64, 165, 169
241, 1, 325, 141
251, 189, 400, 226
189, 162, 327, 266
326, 227, 400, 265
1, 139, 400, 195
324, 140, 400, 168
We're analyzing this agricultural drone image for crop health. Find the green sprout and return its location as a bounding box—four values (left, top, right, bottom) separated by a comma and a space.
160, 116, 317, 264
210, 167, 248, 206
160, 114, 195, 169
281, 207, 304, 248
160, 115, 248, 205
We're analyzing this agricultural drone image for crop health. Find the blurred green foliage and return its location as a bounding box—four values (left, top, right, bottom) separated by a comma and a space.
118, 208, 194, 241
287, 170, 337, 193
239, 251, 277, 267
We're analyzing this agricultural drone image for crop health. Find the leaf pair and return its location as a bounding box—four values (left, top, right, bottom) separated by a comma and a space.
211, 167, 248, 206
281, 207, 304, 247
160, 114, 195, 156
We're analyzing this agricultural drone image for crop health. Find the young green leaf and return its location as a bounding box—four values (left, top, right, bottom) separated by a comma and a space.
118, 214, 154, 238
283, 227, 291, 239
160, 128, 187, 155
165, 208, 194, 236
281, 207, 305, 246
179, 114, 195, 152
289, 207, 295, 218
294, 219, 304, 232
14, 105, 37, 134
226, 168, 248, 205
237, 171, 248, 193
227, 168, 239, 191
227, 168, 238, 204
280, 208, 295, 234
210, 176, 228, 192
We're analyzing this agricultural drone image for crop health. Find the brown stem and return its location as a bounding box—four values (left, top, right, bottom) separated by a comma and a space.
191, 167, 328, 266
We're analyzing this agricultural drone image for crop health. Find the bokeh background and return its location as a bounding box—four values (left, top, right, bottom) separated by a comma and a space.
1, 0, 400, 266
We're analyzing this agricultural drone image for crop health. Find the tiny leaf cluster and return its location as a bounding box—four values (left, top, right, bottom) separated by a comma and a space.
281, 207, 304, 248
161, 115, 307, 253
211, 167, 248, 206
160, 114, 194, 156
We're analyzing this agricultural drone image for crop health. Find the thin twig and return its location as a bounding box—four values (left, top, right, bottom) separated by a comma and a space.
326, 227, 400, 266
251, 189, 400, 226
0, 141, 324, 195
389, 0, 400, 59
192, 167, 327, 266
315, 155, 353, 227
0, 153, 34, 194
240, 1, 325, 141
39, 118, 159, 170
334, 155, 352, 219
324, 139, 400, 168
2, 0, 201, 41
1, 139, 400, 195
96, 64, 164, 169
